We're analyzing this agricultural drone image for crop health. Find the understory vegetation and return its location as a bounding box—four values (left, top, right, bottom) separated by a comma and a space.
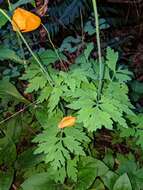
0, 0, 143, 190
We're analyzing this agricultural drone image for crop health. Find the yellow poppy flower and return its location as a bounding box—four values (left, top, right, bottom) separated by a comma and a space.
58, 116, 76, 129
12, 8, 41, 33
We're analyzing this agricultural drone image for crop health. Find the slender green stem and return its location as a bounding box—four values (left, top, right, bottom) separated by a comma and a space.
18, 33, 54, 86
7, 0, 26, 64
0, 9, 54, 86
80, 10, 88, 63
41, 24, 67, 71
7, 0, 12, 10
92, 0, 104, 101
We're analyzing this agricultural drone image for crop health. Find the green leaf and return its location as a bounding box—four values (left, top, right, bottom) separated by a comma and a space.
84, 43, 94, 60
35, 109, 49, 128
84, 21, 95, 35
0, 46, 23, 63
47, 141, 70, 169
0, 11, 8, 28
128, 114, 143, 129
131, 81, 143, 94
99, 18, 110, 29
21, 173, 57, 190
75, 54, 87, 65
116, 153, 136, 174
135, 130, 143, 149
133, 124, 143, 149
134, 168, 143, 188
33, 133, 70, 170
113, 173, 132, 190
38, 85, 52, 103
35, 108, 62, 129
74, 105, 113, 132
5, 117, 22, 143
64, 127, 90, 143
102, 171, 118, 190
26, 75, 47, 93
63, 136, 85, 156
115, 154, 143, 190
106, 47, 118, 72
53, 166, 66, 183
67, 158, 78, 182
76, 162, 97, 190
92, 179, 105, 190
48, 87, 63, 113
103, 150, 114, 169
104, 82, 131, 106
67, 78, 132, 132
76, 157, 109, 190
118, 126, 135, 138
0, 170, 14, 190
87, 107, 113, 131
0, 79, 29, 103
0, 136, 16, 165
60, 72, 77, 92
33, 117, 89, 171
100, 97, 128, 128
30, 50, 66, 65
68, 98, 94, 110
34, 128, 88, 170
116, 68, 132, 82
60, 36, 81, 53
15, 148, 44, 170
21, 65, 40, 80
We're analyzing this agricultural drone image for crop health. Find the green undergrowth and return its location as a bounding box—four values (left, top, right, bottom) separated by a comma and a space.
0, 0, 143, 190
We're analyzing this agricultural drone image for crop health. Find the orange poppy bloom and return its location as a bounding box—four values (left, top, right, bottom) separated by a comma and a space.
12, 8, 41, 33
58, 116, 76, 129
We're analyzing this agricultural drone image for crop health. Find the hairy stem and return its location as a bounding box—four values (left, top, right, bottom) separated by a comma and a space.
92, 0, 104, 101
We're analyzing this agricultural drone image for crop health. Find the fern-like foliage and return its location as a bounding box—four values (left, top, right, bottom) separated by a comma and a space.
119, 114, 143, 149
66, 47, 134, 131
21, 40, 134, 183
32, 109, 90, 182
22, 44, 134, 131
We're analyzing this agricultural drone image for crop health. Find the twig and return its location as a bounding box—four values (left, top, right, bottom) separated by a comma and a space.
42, 23, 67, 71
0, 100, 38, 125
